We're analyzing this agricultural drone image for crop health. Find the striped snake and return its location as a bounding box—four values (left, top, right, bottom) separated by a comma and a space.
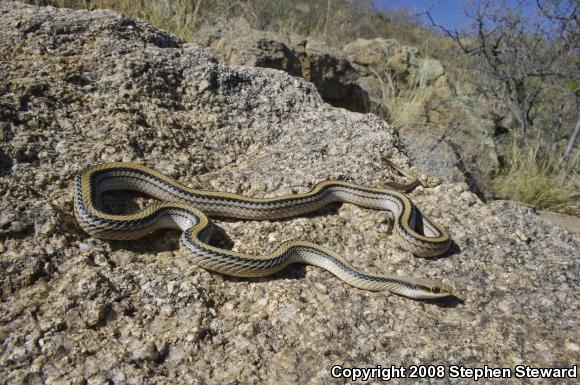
74, 162, 453, 299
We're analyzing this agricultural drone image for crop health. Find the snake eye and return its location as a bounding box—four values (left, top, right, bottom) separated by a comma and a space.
432, 286, 441, 294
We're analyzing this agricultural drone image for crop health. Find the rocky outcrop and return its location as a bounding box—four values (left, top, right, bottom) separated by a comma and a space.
343, 38, 454, 112
193, 18, 370, 113
1, 3, 578, 385
344, 38, 506, 195
194, 22, 508, 196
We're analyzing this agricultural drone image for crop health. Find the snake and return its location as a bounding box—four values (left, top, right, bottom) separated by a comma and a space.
74, 162, 453, 299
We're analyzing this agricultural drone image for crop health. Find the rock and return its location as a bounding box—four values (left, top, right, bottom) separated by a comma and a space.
460, 191, 477, 206
196, 23, 506, 198
343, 38, 433, 108
343, 37, 402, 67
193, 18, 370, 112
344, 38, 504, 194
417, 59, 446, 85
539, 210, 580, 235
0, 3, 578, 385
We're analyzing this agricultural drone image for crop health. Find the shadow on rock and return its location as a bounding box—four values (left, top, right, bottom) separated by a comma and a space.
420, 295, 465, 308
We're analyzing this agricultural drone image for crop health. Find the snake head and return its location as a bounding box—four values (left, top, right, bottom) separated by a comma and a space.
415, 279, 454, 299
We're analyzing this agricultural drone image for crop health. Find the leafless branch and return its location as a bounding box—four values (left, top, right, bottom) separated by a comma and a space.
425, 0, 579, 144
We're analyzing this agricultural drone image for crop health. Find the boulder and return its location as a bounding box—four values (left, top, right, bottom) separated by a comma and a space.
193, 18, 370, 113
0, 3, 578, 384
344, 37, 455, 104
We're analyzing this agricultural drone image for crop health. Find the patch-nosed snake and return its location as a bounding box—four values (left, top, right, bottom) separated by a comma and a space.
74, 162, 453, 299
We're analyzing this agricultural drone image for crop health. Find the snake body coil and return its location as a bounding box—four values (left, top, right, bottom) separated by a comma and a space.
74, 162, 453, 299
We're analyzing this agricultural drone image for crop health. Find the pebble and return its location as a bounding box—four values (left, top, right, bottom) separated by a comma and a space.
78, 242, 93, 252
9, 221, 27, 233
460, 191, 477, 205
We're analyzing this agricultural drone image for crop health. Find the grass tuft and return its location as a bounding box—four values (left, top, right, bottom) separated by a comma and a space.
371, 69, 434, 131
489, 139, 579, 215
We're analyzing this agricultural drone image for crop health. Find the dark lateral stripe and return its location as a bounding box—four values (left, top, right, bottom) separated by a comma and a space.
183, 228, 428, 292
85, 168, 408, 218
76, 164, 449, 261
88, 167, 410, 210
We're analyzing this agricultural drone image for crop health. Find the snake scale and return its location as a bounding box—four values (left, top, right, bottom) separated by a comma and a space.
74, 162, 453, 299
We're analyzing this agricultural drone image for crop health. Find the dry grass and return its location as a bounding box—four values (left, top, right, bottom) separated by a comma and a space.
25, 0, 212, 39
489, 139, 579, 215
21, 0, 439, 46
371, 69, 435, 132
